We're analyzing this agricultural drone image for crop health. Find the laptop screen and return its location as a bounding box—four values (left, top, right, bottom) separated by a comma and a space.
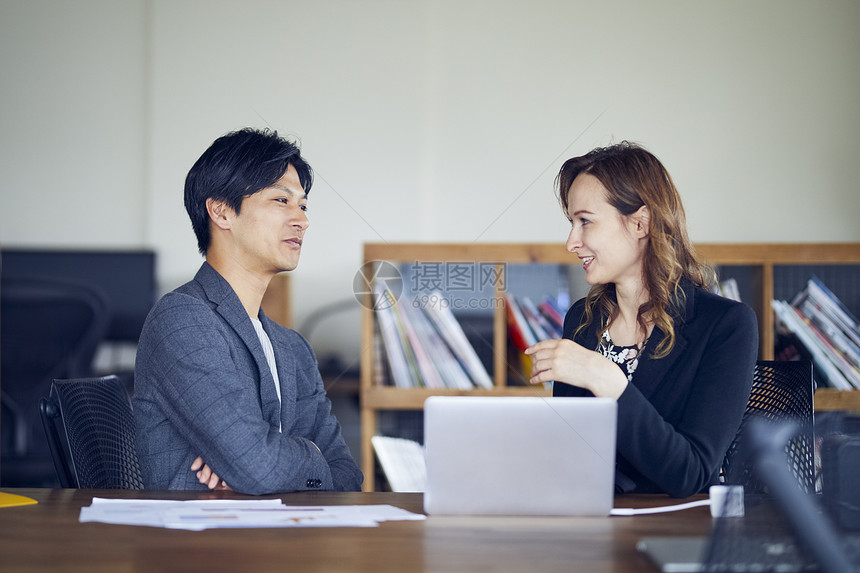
423, 396, 617, 516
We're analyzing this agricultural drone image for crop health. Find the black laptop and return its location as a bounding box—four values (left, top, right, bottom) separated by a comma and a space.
638, 419, 860, 573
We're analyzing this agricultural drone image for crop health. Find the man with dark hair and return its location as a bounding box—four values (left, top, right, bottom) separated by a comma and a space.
133, 128, 362, 494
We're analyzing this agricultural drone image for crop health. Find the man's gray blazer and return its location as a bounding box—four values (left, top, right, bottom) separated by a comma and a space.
133, 263, 362, 494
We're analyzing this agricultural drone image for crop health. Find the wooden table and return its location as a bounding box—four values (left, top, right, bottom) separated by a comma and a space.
0, 489, 713, 572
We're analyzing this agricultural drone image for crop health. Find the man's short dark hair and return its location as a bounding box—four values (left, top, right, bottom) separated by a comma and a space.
184, 128, 313, 255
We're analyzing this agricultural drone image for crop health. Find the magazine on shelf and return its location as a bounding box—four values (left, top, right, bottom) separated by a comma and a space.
798, 298, 860, 371
772, 277, 860, 390
397, 300, 447, 390
505, 293, 562, 387
374, 284, 496, 389
372, 325, 388, 387
796, 277, 860, 348
405, 302, 473, 390
794, 305, 860, 389
520, 296, 561, 340
373, 285, 418, 388
539, 298, 565, 331
772, 300, 853, 390
505, 293, 537, 349
421, 292, 493, 389
518, 297, 551, 341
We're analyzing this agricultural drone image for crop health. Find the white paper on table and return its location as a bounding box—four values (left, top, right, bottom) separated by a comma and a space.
79, 498, 426, 531
160, 506, 379, 530
331, 504, 427, 522
79, 498, 285, 528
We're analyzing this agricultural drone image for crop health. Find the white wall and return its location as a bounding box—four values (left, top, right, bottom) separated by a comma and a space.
2, 0, 859, 366
0, 0, 148, 247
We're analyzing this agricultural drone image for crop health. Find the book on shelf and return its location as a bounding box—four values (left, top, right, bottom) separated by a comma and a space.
371, 436, 426, 493
772, 277, 860, 390
373, 285, 493, 390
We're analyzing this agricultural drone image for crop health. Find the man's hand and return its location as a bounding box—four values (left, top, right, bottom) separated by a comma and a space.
190, 456, 232, 491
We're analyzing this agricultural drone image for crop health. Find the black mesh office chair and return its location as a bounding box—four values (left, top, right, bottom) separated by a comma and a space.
40, 375, 143, 489
721, 360, 815, 493
1, 276, 109, 485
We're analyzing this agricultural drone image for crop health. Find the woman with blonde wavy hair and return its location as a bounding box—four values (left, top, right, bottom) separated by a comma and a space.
525, 141, 758, 498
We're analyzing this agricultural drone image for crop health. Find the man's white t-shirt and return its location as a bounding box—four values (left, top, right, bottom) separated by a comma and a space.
250, 317, 281, 433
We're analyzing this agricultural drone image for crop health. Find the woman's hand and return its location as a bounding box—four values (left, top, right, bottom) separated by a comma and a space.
190, 457, 232, 491
525, 338, 628, 399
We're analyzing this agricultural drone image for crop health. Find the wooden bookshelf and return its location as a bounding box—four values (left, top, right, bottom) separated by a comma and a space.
694, 243, 860, 360
814, 388, 860, 411
359, 242, 860, 491
261, 273, 291, 328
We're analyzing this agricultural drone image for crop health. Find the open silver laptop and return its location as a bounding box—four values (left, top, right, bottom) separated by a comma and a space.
423, 396, 617, 516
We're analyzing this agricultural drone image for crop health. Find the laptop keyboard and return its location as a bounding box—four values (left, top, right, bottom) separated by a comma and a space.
703, 502, 860, 572
705, 533, 860, 572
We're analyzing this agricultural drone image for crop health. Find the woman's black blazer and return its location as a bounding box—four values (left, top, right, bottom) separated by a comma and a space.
554, 282, 758, 498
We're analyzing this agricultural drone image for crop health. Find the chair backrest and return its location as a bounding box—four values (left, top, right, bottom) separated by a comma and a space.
1, 275, 109, 457
721, 360, 815, 493
40, 375, 143, 489
1, 275, 109, 381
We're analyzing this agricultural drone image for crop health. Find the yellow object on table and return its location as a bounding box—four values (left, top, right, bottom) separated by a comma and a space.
0, 492, 38, 508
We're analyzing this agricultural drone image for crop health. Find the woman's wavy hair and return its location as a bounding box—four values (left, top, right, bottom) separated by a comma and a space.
556, 141, 714, 358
